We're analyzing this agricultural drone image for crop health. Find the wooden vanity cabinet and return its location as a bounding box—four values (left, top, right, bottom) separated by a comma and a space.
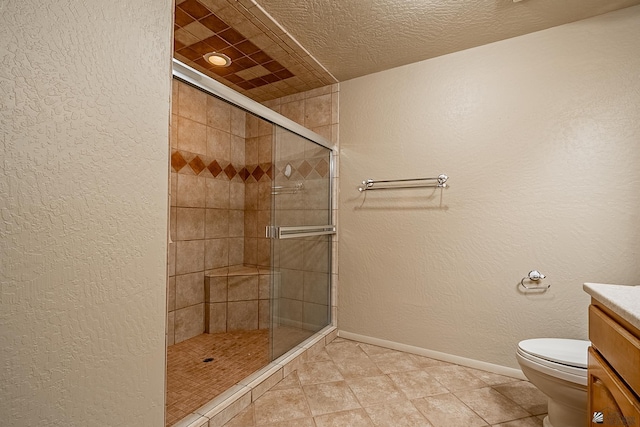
588, 302, 640, 427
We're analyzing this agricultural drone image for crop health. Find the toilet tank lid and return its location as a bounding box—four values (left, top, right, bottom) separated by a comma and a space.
518, 338, 590, 369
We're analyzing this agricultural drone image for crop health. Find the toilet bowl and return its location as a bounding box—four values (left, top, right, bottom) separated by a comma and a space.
516, 338, 590, 427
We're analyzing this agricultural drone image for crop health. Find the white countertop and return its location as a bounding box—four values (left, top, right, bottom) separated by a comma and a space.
584, 282, 640, 331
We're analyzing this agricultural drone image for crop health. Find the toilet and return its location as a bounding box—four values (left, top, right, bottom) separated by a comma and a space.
516, 338, 590, 427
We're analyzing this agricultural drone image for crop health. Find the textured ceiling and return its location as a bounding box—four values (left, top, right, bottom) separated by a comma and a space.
174, 0, 640, 100
254, 0, 640, 81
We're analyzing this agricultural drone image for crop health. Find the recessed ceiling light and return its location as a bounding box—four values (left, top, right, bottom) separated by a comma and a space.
204, 52, 232, 67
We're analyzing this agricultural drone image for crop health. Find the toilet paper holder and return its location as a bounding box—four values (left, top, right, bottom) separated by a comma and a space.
520, 270, 550, 291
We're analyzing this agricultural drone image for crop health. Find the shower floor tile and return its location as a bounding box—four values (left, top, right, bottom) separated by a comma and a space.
166, 330, 269, 426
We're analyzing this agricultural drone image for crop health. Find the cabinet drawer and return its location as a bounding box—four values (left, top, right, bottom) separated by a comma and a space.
589, 305, 640, 397
588, 347, 640, 426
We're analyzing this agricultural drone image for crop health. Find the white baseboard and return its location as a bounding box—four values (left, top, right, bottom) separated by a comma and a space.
338, 330, 527, 381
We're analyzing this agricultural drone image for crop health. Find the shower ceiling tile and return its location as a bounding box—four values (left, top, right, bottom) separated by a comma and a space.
262, 60, 284, 73
261, 73, 280, 84
247, 50, 271, 65
236, 81, 255, 91
178, 47, 202, 62
175, 7, 196, 27
216, 5, 250, 26
274, 69, 293, 80
181, 20, 215, 40
235, 39, 260, 56
179, 0, 212, 20
198, 0, 228, 11
173, 0, 335, 102
174, 39, 186, 51
233, 56, 258, 69
202, 35, 230, 51
200, 13, 229, 32
233, 19, 264, 39
174, 27, 201, 46
218, 27, 246, 45
236, 65, 271, 80
248, 77, 268, 88
189, 40, 215, 56
220, 45, 243, 61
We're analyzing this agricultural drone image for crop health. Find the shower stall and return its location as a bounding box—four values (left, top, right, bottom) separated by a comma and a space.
166, 60, 335, 425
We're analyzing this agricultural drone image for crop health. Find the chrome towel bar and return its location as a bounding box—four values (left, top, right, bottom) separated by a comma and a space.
272, 182, 304, 195
358, 174, 449, 192
266, 225, 336, 239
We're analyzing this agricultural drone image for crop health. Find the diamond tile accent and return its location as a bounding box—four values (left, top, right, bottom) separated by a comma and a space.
314, 159, 329, 178
189, 156, 206, 175
265, 165, 274, 180
268, 165, 277, 179
224, 163, 237, 180
207, 159, 223, 177
252, 165, 264, 181
172, 147, 276, 184
239, 167, 250, 181
297, 160, 313, 178
171, 151, 188, 172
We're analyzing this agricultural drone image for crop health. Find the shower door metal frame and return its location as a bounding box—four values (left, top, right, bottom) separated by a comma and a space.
172, 59, 335, 152
171, 58, 336, 326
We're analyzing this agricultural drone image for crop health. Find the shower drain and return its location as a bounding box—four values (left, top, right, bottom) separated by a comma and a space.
203, 357, 214, 363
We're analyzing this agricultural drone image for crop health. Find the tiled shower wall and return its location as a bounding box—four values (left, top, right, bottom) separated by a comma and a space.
244, 114, 273, 268
168, 79, 259, 345
167, 79, 339, 345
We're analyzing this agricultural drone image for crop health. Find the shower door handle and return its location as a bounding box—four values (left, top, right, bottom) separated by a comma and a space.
266, 225, 336, 239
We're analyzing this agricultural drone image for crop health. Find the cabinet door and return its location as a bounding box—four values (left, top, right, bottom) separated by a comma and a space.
588, 347, 640, 426
589, 305, 640, 397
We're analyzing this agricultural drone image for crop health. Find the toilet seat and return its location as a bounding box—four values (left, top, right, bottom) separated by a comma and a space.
517, 338, 590, 386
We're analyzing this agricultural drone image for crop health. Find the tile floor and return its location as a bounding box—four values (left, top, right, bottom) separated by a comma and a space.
223, 337, 547, 427
167, 326, 321, 426
166, 330, 270, 426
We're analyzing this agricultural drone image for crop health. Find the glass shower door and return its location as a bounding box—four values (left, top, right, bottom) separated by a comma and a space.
269, 126, 334, 359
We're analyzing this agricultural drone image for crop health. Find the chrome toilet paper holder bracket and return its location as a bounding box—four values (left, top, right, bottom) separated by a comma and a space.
520, 270, 550, 291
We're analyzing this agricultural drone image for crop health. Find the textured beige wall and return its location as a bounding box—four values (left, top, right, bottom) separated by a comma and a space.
339, 7, 640, 369
0, 1, 172, 425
